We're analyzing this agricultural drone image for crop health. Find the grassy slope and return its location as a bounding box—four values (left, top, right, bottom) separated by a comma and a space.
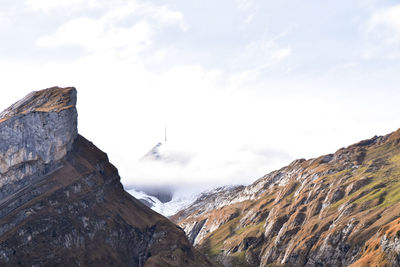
198, 133, 400, 266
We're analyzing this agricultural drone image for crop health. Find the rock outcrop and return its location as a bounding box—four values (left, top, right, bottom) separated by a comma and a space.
0, 87, 77, 199
0, 87, 211, 266
172, 130, 400, 266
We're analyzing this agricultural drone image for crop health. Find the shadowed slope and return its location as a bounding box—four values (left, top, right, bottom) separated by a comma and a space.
0, 87, 212, 267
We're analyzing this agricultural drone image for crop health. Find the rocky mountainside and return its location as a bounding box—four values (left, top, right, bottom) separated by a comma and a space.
172, 130, 400, 266
0, 87, 211, 266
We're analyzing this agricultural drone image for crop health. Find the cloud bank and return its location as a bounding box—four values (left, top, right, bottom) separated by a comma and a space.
0, 0, 399, 194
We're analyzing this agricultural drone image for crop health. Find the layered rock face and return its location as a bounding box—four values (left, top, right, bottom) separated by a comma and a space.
0, 87, 77, 201
0, 87, 211, 266
172, 130, 400, 266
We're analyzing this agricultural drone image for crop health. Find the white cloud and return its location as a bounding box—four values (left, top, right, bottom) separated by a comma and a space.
0, 12, 6, 23
37, 17, 153, 57
126, 143, 291, 189
368, 4, 400, 42
243, 13, 255, 24
143, 5, 187, 30
38, 17, 105, 48
271, 46, 291, 61
236, 0, 257, 26
26, 0, 87, 12
26, 0, 187, 31
231, 33, 291, 76
364, 4, 400, 59
2, 0, 399, 198
101, 2, 187, 30
36, 1, 186, 57
236, 0, 254, 11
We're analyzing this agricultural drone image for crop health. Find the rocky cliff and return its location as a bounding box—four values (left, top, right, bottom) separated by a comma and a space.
0, 87, 211, 266
172, 130, 400, 266
0, 88, 77, 200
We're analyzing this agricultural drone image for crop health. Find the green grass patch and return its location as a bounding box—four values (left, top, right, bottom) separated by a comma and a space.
353, 188, 383, 205
235, 221, 265, 236
329, 150, 400, 211
365, 142, 399, 163
230, 251, 254, 267
201, 217, 241, 257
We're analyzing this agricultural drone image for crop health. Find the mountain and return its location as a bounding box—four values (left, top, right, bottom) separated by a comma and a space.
171, 130, 400, 266
130, 140, 197, 216
142, 142, 164, 161
0, 87, 211, 266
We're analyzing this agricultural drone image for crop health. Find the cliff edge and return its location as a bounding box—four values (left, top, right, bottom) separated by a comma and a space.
0, 87, 211, 266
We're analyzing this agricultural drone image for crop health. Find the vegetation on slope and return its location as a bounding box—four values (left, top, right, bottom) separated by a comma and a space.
175, 129, 400, 266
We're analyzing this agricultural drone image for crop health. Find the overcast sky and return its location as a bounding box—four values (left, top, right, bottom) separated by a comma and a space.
1, 0, 400, 191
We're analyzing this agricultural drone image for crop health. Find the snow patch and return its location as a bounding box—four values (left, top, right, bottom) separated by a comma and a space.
127, 188, 199, 217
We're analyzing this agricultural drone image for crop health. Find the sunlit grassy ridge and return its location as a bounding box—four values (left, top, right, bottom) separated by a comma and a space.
328, 142, 400, 213
189, 131, 400, 266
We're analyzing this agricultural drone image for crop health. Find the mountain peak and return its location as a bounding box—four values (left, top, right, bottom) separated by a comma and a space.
142, 142, 163, 161
0, 87, 78, 198
0, 87, 76, 123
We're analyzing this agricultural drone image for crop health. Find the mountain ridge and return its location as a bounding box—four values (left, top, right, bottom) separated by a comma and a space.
0, 87, 211, 266
172, 128, 400, 266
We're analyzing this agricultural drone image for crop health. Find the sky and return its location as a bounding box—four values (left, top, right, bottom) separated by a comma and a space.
1, 0, 400, 193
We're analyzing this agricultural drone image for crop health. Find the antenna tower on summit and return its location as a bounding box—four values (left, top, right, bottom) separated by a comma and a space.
164, 124, 167, 143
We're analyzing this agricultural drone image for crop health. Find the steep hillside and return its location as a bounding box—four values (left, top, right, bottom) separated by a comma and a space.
172, 130, 400, 266
0, 87, 211, 266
